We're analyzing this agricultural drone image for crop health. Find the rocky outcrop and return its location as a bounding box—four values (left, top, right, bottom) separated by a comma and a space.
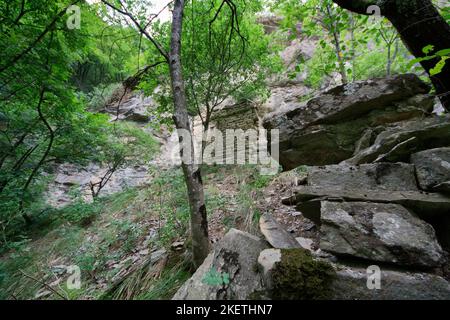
173, 229, 269, 300
46, 163, 151, 207
263, 74, 438, 170
411, 147, 450, 194
103, 91, 154, 123
176, 74, 450, 300
345, 116, 450, 165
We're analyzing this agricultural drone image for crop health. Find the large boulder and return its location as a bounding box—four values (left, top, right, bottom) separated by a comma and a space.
411, 147, 450, 193
263, 74, 436, 170
319, 201, 445, 268
172, 229, 269, 300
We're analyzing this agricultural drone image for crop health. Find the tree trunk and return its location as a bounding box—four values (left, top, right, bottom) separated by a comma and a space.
169, 0, 210, 268
332, 0, 450, 111
326, 4, 348, 84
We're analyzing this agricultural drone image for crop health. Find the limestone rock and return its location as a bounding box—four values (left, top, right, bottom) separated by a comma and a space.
172, 229, 269, 300
259, 213, 301, 249
346, 116, 450, 165
295, 237, 314, 251
258, 250, 450, 300
263, 74, 434, 170
283, 186, 450, 223
307, 163, 418, 191
104, 92, 154, 123
331, 264, 450, 300
411, 147, 450, 193
319, 201, 445, 268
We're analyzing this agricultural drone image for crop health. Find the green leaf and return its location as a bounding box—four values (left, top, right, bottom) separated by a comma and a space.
430, 56, 449, 76
407, 55, 435, 69
436, 48, 450, 57
422, 45, 435, 55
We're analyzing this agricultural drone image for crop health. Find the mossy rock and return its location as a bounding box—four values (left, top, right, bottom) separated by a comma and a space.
270, 248, 335, 300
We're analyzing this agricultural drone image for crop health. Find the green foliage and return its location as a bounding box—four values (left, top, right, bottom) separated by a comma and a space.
60, 200, 103, 227
0, 1, 150, 235
408, 45, 450, 76
85, 83, 123, 111
137, 261, 192, 300
140, 0, 282, 129
272, 0, 420, 85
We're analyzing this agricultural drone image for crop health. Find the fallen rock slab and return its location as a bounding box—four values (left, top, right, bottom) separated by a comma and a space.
319, 201, 444, 268
260, 213, 301, 249
172, 229, 269, 300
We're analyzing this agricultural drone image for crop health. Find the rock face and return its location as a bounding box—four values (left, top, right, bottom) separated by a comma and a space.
259, 74, 450, 299
173, 229, 269, 300
411, 147, 450, 193
103, 91, 154, 123
263, 74, 437, 170
345, 116, 450, 165
46, 161, 151, 207
319, 201, 444, 268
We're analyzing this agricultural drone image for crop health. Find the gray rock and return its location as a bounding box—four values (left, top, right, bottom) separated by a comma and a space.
411, 147, 450, 193
295, 237, 314, 251
283, 185, 450, 224
259, 213, 301, 249
258, 250, 450, 300
263, 74, 433, 170
172, 229, 269, 300
319, 201, 444, 267
104, 92, 153, 123
331, 264, 450, 300
346, 116, 450, 165
307, 163, 418, 191
258, 249, 282, 289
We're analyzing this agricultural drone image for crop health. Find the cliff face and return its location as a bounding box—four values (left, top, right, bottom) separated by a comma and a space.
175, 73, 450, 300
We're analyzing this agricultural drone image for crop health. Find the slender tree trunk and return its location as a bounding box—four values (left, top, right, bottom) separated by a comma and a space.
169, 0, 210, 268
20, 87, 53, 225
349, 13, 357, 81
332, 0, 450, 111
326, 4, 348, 84
387, 43, 392, 76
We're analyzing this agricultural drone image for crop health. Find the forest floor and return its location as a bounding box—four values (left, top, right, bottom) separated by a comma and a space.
0, 159, 314, 300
